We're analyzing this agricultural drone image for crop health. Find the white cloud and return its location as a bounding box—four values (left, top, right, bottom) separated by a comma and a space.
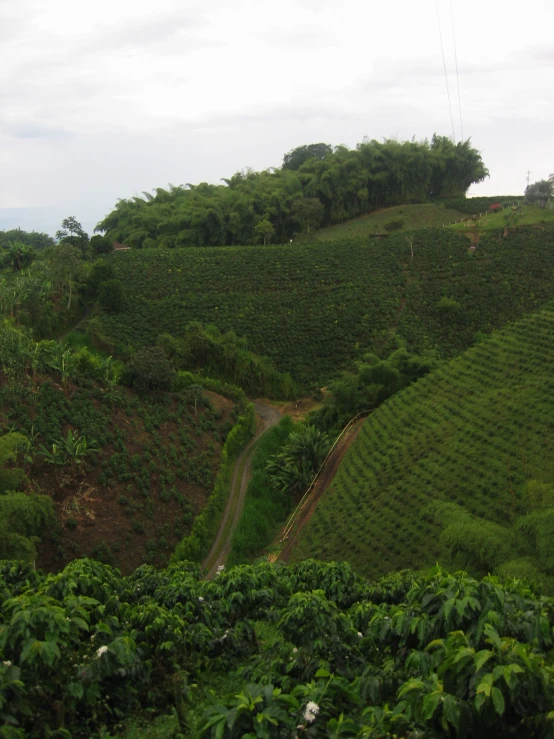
1, 0, 553, 233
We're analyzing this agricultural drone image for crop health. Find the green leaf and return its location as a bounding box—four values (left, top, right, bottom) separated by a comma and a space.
315, 668, 331, 678
422, 691, 442, 721
491, 687, 505, 716
453, 647, 474, 664
442, 694, 460, 730
476, 674, 493, 697
443, 598, 455, 621
68, 681, 84, 700
398, 679, 424, 698
474, 649, 493, 672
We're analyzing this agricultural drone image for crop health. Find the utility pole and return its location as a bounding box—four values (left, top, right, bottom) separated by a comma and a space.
526, 170, 531, 188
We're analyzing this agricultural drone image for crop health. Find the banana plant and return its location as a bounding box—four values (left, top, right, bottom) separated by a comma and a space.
39, 431, 99, 479
46, 345, 76, 390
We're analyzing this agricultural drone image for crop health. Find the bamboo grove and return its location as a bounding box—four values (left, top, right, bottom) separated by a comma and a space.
95, 136, 488, 247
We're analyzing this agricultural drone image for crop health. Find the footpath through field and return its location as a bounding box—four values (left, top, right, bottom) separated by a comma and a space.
278, 418, 365, 563
202, 401, 281, 579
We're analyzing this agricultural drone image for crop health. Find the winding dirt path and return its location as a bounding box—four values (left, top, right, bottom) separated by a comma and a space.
202, 401, 281, 579
278, 418, 365, 563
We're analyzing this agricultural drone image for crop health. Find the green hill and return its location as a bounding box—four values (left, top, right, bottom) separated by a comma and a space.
313, 203, 467, 240
290, 302, 554, 585
96, 225, 554, 387
450, 203, 554, 232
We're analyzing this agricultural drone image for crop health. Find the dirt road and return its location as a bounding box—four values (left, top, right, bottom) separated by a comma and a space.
202, 401, 281, 579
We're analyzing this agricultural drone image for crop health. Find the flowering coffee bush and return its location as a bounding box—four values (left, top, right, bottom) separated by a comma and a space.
1, 558, 554, 737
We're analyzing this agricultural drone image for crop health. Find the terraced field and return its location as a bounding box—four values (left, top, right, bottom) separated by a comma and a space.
290, 304, 554, 579
101, 225, 554, 387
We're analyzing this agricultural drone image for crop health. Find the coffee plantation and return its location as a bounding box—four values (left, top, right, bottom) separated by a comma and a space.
1, 558, 554, 737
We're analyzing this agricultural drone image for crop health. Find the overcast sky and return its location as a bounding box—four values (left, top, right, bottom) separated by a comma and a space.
1, 0, 553, 236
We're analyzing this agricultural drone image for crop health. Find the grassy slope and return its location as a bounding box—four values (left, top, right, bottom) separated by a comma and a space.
313, 203, 467, 240
290, 304, 554, 578
100, 225, 554, 387
450, 204, 554, 232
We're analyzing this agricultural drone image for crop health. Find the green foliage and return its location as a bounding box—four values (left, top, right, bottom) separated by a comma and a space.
0, 492, 55, 562
96, 225, 554, 387
1, 560, 553, 737
384, 217, 404, 232
282, 142, 333, 170
312, 342, 437, 431
96, 136, 487, 247
0, 433, 27, 494
55, 216, 89, 254
229, 416, 296, 565
175, 370, 247, 407
159, 323, 296, 399
89, 234, 113, 256
124, 346, 176, 392
98, 279, 123, 313
440, 195, 520, 215
172, 403, 256, 563
293, 303, 554, 583
87, 259, 115, 295
0, 242, 36, 272
266, 424, 330, 500
0, 228, 54, 251
437, 296, 462, 313
525, 179, 552, 206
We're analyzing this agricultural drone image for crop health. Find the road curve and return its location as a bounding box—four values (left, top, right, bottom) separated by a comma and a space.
202, 401, 281, 579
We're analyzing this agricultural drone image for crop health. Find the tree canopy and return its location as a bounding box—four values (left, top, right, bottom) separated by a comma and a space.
95, 136, 488, 248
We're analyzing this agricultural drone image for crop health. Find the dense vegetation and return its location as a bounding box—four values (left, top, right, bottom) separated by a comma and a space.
1, 558, 554, 738
96, 224, 554, 387
0, 322, 241, 572
0, 228, 54, 252
95, 136, 488, 247
291, 303, 554, 587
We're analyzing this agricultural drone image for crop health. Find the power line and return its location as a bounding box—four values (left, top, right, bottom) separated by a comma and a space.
450, 0, 464, 141
436, 4, 456, 144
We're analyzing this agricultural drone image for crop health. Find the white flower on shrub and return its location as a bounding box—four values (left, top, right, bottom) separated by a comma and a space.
357, 632, 363, 638
2, 661, 11, 667
303, 701, 319, 723
96, 645, 109, 657
198, 596, 204, 602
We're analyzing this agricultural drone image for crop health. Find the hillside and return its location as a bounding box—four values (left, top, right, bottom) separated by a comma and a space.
96, 224, 554, 387
289, 302, 554, 584
313, 203, 467, 240
0, 328, 238, 574
450, 203, 554, 232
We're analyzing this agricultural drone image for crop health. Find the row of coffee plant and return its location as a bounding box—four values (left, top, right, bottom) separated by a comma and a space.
1, 558, 553, 737
98, 225, 554, 387
292, 303, 554, 586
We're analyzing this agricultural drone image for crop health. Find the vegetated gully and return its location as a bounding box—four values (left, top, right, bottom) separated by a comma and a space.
278, 418, 365, 563
202, 404, 366, 578
202, 402, 281, 579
